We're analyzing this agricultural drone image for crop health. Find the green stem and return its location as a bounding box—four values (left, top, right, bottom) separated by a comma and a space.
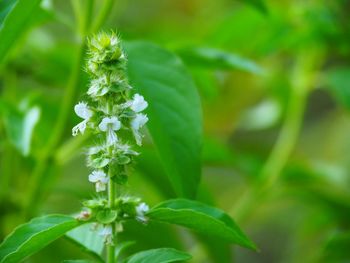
83, 0, 94, 35
24, 0, 98, 219
231, 54, 318, 223
93, 0, 114, 32
107, 168, 116, 263
24, 42, 86, 218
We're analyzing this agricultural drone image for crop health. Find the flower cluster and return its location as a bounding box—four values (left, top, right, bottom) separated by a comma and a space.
72, 32, 149, 244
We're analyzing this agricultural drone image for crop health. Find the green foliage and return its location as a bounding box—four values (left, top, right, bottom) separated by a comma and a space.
1, 0, 350, 262
0, 0, 16, 24
239, 0, 268, 14
176, 46, 264, 74
0, 0, 42, 63
65, 224, 105, 262
124, 248, 191, 263
62, 260, 96, 263
2, 102, 40, 156
0, 215, 81, 263
125, 41, 202, 198
147, 199, 256, 250
324, 67, 350, 110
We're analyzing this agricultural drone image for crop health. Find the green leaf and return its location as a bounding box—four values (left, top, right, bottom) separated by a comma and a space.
0, 215, 81, 263
147, 199, 256, 250
125, 41, 202, 198
0, 0, 42, 63
324, 67, 350, 110
2, 104, 41, 156
62, 261, 96, 263
0, 0, 16, 24
115, 241, 136, 261
239, 0, 268, 14
65, 223, 104, 262
322, 232, 350, 261
124, 248, 191, 263
176, 46, 264, 75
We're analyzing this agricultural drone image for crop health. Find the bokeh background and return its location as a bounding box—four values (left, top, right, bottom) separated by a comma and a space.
1, 0, 350, 262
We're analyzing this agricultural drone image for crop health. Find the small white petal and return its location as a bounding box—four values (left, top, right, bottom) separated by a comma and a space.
95, 181, 107, 192
98, 117, 110, 131
135, 202, 149, 223
107, 129, 118, 145
109, 116, 121, 131
98, 225, 113, 244
72, 120, 87, 136
99, 117, 121, 132
99, 225, 113, 236
136, 203, 149, 215
131, 114, 148, 145
131, 114, 148, 130
74, 102, 92, 120
130, 94, 148, 112
88, 170, 107, 183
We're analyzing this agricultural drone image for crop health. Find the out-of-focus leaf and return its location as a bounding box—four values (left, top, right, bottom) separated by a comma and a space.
0, 0, 16, 24
321, 232, 350, 261
147, 199, 257, 250
124, 248, 191, 263
65, 223, 104, 262
62, 261, 96, 263
238, 0, 268, 14
0, 0, 42, 63
0, 215, 80, 263
125, 41, 202, 198
117, 220, 184, 256
115, 241, 136, 261
135, 147, 176, 199
2, 104, 40, 156
324, 67, 350, 110
176, 46, 264, 75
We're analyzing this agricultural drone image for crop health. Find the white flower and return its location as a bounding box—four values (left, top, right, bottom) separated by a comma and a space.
88, 170, 109, 192
121, 94, 148, 112
130, 94, 148, 112
99, 225, 113, 245
136, 202, 149, 223
72, 102, 93, 136
99, 116, 121, 145
131, 114, 148, 145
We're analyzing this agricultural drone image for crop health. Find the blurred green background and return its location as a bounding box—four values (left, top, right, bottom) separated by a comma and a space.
1, 0, 350, 262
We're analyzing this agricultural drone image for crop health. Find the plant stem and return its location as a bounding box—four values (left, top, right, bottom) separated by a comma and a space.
231, 54, 319, 223
93, 0, 114, 32
24, 41, 86, 218
23, 0, 95, 218
107, 168, 116, 263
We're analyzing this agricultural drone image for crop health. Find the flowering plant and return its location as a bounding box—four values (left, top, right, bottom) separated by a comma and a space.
72, 32, 150, 258
0, 31, 256, 263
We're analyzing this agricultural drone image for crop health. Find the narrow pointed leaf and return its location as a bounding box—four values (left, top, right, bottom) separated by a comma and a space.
176, 46, 264, 75
124, 248, 191, 263
147, 199, 256, 250
0, 0, 42, 63
0, 215, 81, 263
125, 41, 202, 198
